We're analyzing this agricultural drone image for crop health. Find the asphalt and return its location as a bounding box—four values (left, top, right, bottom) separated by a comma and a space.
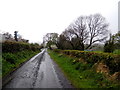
2, 49, 73, 88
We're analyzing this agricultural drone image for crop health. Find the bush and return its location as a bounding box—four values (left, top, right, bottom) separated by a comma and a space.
2, 41, 41, 77
2, 41, 41, 53
49, 50, 118, 88
104, 41, 114, 53
2, 50, 40, 77
54, 50, 120, 74
2, 53, 18, 64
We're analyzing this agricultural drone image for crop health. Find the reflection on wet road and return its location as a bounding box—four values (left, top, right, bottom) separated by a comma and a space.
4, 49, 63, 88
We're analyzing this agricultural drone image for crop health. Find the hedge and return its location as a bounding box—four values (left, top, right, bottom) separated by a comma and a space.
2, 41, 41, 53
2, 41, 41, 77
53, 49, 120, 74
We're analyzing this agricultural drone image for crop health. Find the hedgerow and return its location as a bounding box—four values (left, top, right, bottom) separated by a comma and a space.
53, 49, 120, 74
2, 41, 42, 77
2, 41, 41, 53
49, 50, 120, 88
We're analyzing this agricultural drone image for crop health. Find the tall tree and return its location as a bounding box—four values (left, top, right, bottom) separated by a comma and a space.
104, 34, 114, 53
14, 31, 18, 41
3, 32, 13, 40
86, 14, 108, 49
60, 14, 109, 50
112, 31, 120, 50
43, 33, 59, 49
57, 34, 73, 49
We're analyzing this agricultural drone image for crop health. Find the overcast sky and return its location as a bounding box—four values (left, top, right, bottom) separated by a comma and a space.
0, 0, 119, 43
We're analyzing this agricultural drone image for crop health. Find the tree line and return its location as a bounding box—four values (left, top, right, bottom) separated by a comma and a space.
2, 31, 29, 43
43, 13, 120, 53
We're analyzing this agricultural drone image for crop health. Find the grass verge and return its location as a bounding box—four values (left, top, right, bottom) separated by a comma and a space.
2, 50, 40, 78
113, 49, 120, 55
48, 50, 119, 88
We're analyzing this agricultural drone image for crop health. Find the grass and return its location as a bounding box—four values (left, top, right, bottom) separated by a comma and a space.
90, 49, 120, 55
113, 49, 120, 55
48, 50, 119, 88
2, 50, 40, 77
0, 58, 2, 79
91, 51, 103, 53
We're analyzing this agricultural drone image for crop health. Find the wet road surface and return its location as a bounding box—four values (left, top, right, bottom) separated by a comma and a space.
3, 49, 73, 88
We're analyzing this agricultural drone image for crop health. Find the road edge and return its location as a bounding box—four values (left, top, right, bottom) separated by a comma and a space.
47, 51, 74, 88
2, 52, 41, 87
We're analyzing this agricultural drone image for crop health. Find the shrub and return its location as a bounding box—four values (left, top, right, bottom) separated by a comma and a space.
54, 49, 120, 74
2, 41, 41, 53
2, 50, 40, 77
104, 41, 114, 53
2, 41, 41, 77
2, 53, 18, 64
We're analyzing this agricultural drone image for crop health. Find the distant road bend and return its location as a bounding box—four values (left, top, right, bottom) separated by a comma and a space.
3, 49, 73, 88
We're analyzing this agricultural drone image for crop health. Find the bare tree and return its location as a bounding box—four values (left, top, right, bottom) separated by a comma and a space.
60, 14, 109, 50
86, 14, 108, 49
3, 32, 13, 40
43, 33, 59, 49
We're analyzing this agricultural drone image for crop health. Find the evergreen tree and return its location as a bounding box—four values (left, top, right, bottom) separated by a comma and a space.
104, 34, 114, 53
14, 31, 18, 41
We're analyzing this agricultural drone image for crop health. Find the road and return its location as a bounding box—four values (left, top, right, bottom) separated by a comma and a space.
3, 49, 73, 88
